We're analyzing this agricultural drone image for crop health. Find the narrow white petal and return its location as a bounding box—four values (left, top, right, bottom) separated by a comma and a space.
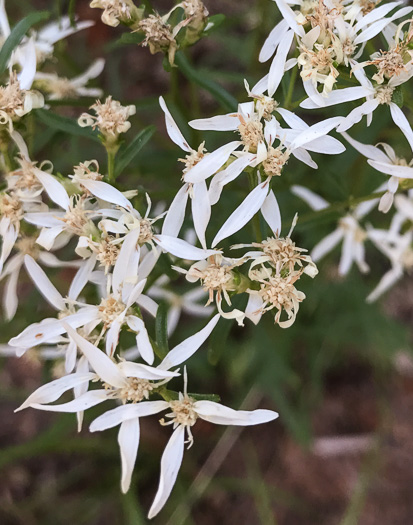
112, 229, 140, 300
184, 141, 241, 184
341, 132, 390, 162
368, 160, 413, 179
125, 315, 154, 365
245, 293, 264, 325
192, 181, 211, 249
268, 30, 294, 96
276, 108, 308, 130
290, 117, 343, 150
338, 233, 355, 275
15, 373, 95, 411
390, 103, 413, 151
90, 401, 169, 432
311, 229, 344, 262
71, 58, 105, 87
148, 425, 186, 519
24, 255, 65, 311
63, 324, 126, 388
195, 401, 279, 426
118, 361, 179, 380
212, 182, 269, 247
159, 96, 191, 152
119, 418, 140, 493
300, 86, 371, 109
366, 267, 403, 303
68, 255, 96, 301
136, 294, 159, 317
162, 183, 189, 237
274, 0, 304, 36
209, 155, 255, 206
154, 235, 219, 260
261, 190, 281, 234
159, 314, 220, 370
30, 389, 108, 412
336, 99, 378, 133
33, 168, 70, 210
105, 318, 123, 357
259, 19, 289, 62
189, 115, 239, 131
79, 179, 133, 210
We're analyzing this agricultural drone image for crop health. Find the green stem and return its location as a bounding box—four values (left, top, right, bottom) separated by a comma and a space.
107, 150, 116, 182
284, 66, 298, 110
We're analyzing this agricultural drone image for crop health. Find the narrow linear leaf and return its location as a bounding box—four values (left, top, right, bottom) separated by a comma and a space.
35, 108, 100, 142
155, 301, 169, 359
115, 125, 155, 176
68, 0, 77, 26
175, 52, 238, 112
0, 11, 50, 75
203, 14, 226, 36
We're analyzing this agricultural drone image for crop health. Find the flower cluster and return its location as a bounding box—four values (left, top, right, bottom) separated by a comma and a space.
1, 0, 413, 519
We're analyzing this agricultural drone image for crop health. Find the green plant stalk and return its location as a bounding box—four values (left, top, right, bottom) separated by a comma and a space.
107, 150, 116, 182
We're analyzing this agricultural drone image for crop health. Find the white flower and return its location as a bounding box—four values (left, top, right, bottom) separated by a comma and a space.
146, 369, 278, 518
291, 185, 382, 275
34, 58, 105, 100
342, 131, 413, 212
147, 275, 214, 336
0, 235, 80, 321
366, 206, 413, 302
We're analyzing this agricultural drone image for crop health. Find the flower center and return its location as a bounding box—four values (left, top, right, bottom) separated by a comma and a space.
262, 146, 290, 177
61, 197, 91, 234
238, 117, 264, 152
114, 377, 153, 403
0, 193, 23, 225
96, 236, 120, 271
168, 396, 198, 427
179, 142, 207, 173
0, 73, 24, 117
375, 85, 394, 105
98, 295, 126, 327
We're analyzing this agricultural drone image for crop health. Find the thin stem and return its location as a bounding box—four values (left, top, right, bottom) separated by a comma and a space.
283, 66, 298, 110
107, 150, 116, 182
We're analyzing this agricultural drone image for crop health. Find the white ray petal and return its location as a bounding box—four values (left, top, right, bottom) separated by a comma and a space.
29, 389, 108, 412
194, 401, 279, 425
15, 373, 95, 411
212, 182, 269, 247
268, 30, 294, 96
63, 324, 126, 388
162, 183, 189, 237
118, 418, 140, 493
90, 401, 169, 432
159, 314, 220, 370
33, 168, 70, 210
24, 255, 65, 311
154, 235, 219, 260
159, 96, 191, 152
184, 141, 241, 184
148, 425, 185, 519
311, 229, 344, 262
192, 181, 211, 249
261, 190, 281, 234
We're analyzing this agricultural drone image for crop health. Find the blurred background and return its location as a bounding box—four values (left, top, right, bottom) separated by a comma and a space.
2, 1, 413, 524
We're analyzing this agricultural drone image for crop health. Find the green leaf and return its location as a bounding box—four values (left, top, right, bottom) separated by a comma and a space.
34, 108, 100, 142
0, 11, 50, 75
161, 389, 220, 402
203, 14, 226, 35
115, 125, 155, 176
118, 32, 144, 45
208, 317, 234, 366
175, 52, 238, 111
155, 301, 169, 359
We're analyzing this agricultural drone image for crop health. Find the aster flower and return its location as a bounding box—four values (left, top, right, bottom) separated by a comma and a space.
342, 131, 413, 212
291, 185, 382, 275
34, 58, 105, 100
